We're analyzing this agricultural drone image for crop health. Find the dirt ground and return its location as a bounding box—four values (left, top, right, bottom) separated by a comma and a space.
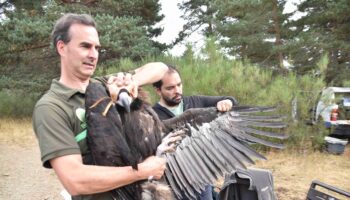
1, 119, 350, 200
0, 119, 63, 200
254, 148, 350, 200
0, 141, 63, 200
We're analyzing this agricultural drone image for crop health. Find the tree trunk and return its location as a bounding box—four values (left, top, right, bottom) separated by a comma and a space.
271, 0, 284, 70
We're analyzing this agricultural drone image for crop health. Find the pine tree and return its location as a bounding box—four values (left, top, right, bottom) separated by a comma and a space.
215, 0, 289, 70
0, 0, 165, 94
178, 0, 290, 71
290, 0, 350, 85
175, 0, 217, 46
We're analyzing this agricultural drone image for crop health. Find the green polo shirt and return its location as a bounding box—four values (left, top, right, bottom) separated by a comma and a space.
32, 79, 113, 200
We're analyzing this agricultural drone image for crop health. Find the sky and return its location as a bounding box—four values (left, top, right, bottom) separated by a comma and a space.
154, 0, 304, 57
154, 0, 190, 56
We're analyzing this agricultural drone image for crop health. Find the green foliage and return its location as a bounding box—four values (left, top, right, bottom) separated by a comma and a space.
178, 0, 349, 84
169, 55, 326, 150
0, 74, 50, 94
2, 0, 341, 151
159, 54, 325, 151
290, 0, 350, 84
316, 54, 329, 78
0, 0, 167, 108
283, 122, 328, 152
342, 80, 350, 87
0, 89, 40, 118
95, 14, 158, 61
212, 0, 289, 69
95, 57, 138, 76
200, 36, 224, 64
182, 43, 195, 64
1, 52, 328, 150
175, 0, 216, 45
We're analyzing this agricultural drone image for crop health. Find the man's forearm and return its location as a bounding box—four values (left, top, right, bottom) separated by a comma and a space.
69, 165, 145, 195
95, 62, 168, 86
133, 62, 168, 86
51, 155, 145, 196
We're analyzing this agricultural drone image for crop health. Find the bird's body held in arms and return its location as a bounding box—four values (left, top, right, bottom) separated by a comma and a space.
85, 81, 287, 200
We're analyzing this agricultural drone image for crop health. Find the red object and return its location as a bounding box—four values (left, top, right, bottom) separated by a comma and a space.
330, 108, 338, 121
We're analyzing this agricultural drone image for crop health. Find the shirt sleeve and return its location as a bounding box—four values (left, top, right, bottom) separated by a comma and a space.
184, 95, 238, 109
33, 103, 81, 168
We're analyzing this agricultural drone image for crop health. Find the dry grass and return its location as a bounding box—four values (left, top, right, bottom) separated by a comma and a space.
214, 147, 350, 199
1, 119, 350, 199
0, 118, 36, 146
255, 149, 350, 199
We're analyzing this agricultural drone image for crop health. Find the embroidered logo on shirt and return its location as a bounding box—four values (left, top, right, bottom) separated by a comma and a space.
75, 108, 87, 129
75, 108, 87, 142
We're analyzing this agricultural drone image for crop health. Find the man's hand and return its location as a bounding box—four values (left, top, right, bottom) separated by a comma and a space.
106, 72, 138, 101
216, 99, 233, 112
138, 156, 166, 180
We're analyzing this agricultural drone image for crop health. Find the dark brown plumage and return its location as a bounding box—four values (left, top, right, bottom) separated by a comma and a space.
85, 81, 288, 200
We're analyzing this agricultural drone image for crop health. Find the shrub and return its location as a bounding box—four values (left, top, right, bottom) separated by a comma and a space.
0, 89, 40, 117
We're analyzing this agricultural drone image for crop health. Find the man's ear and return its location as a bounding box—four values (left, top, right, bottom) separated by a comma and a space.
56, 40, 65, 56
155, 88, 161, 96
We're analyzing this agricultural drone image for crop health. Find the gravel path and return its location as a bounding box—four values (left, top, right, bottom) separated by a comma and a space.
0, 141, 63, 200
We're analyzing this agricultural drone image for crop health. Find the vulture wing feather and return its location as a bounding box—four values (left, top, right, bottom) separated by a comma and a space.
174, 149, 202, 192
191, 139, 221, 179
163, 106, 287, 199
85, 82, 287, 200
187, 144, 216, 183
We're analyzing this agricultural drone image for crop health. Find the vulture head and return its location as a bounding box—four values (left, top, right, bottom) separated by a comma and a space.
116, 88, 133, 113
85, 81, 288, 200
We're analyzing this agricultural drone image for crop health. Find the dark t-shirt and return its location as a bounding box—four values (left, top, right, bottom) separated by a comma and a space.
153, 95, 238, 120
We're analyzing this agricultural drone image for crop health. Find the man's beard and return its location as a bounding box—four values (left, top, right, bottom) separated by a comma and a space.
163, 94, 182, 107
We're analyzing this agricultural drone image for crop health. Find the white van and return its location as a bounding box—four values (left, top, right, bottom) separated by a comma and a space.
310, 87, 350, 139
314, 87, 350, 123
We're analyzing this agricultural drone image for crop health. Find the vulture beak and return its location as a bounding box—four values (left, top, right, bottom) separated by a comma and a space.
117, 89, 132, 112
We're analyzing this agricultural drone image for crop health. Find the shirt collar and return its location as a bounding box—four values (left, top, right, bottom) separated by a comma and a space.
50, 79, 85, 101
160, 100, 184, 116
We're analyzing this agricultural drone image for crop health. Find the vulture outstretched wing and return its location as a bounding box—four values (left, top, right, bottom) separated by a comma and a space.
160, 106, 287, 199
85, 81, 287, 200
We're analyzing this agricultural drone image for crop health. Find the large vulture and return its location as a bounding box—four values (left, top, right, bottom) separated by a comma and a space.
85, 81, 288, 200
